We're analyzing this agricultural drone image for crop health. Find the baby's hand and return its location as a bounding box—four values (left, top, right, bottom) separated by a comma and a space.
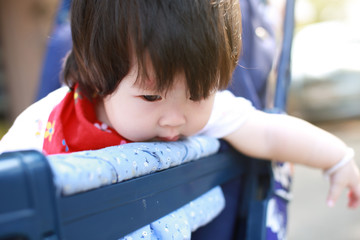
327, 159, 360, 208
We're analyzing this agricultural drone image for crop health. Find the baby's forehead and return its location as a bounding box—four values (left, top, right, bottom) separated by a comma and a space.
135, 76, 157, 89
134, 65, 186, 90
134, 76, 184, 92
131, 52, 220, 100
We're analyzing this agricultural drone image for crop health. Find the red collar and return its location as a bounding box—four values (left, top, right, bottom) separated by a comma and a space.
43, 85, 131, 155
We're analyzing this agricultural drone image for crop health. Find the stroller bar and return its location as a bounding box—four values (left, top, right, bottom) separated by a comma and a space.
273, 0, 295, 112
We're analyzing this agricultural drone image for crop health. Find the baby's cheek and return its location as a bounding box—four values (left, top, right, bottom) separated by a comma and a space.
186, 95, 214, 136
117, 119, 155, 142
188, 114, 210, 136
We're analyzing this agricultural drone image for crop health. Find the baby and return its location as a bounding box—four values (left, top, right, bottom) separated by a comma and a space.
0, 0, 359, 211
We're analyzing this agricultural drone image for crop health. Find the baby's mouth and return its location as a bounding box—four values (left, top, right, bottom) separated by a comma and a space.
156, 135, 180, 142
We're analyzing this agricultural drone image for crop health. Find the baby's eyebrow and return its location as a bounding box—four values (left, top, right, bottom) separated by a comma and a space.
143, 78, 157, 89
133, 83, 164, 97
134, 72, 158, 88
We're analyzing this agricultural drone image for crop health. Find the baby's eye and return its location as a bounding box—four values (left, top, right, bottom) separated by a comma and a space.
189, 96, 202, 102
142, 95, 162, 102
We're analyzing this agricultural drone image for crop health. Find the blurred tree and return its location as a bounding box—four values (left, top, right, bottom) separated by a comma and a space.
295, 0, 351, 30
0, 0, 59, 121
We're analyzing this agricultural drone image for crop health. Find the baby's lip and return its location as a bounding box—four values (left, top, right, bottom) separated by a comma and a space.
156, 135, 180, 142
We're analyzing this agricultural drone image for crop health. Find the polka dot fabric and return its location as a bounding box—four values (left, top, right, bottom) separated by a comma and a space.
120, 187, 224, 240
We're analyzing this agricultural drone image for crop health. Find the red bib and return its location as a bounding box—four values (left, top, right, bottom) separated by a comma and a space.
42, 85, 130, 155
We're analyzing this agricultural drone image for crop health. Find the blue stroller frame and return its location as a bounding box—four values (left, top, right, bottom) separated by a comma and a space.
0, 0, 295, 239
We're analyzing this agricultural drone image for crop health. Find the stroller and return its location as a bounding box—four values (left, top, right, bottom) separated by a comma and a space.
0, 0, 295, 239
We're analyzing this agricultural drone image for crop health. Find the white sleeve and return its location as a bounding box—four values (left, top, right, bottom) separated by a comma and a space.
0, 87, 69, 154
196, 90, 256, 138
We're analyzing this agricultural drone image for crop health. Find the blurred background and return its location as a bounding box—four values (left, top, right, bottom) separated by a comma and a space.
0, 0, 59, 131
0, 0, 359, 239
288, 0, 360, 239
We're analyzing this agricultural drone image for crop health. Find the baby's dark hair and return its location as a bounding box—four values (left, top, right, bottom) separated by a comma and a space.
63, 0, 242, 100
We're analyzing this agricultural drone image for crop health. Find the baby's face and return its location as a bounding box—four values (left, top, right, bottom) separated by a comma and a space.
98, 64, 215, 142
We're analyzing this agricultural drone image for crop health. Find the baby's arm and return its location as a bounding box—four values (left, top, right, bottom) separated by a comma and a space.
223, 110, 360, 208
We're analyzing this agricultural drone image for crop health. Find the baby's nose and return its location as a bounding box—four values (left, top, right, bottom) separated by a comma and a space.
159, 110, 186, 127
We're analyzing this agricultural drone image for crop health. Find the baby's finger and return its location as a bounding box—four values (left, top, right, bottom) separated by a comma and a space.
327, 181, 344, 207
348, 184, 360, 208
